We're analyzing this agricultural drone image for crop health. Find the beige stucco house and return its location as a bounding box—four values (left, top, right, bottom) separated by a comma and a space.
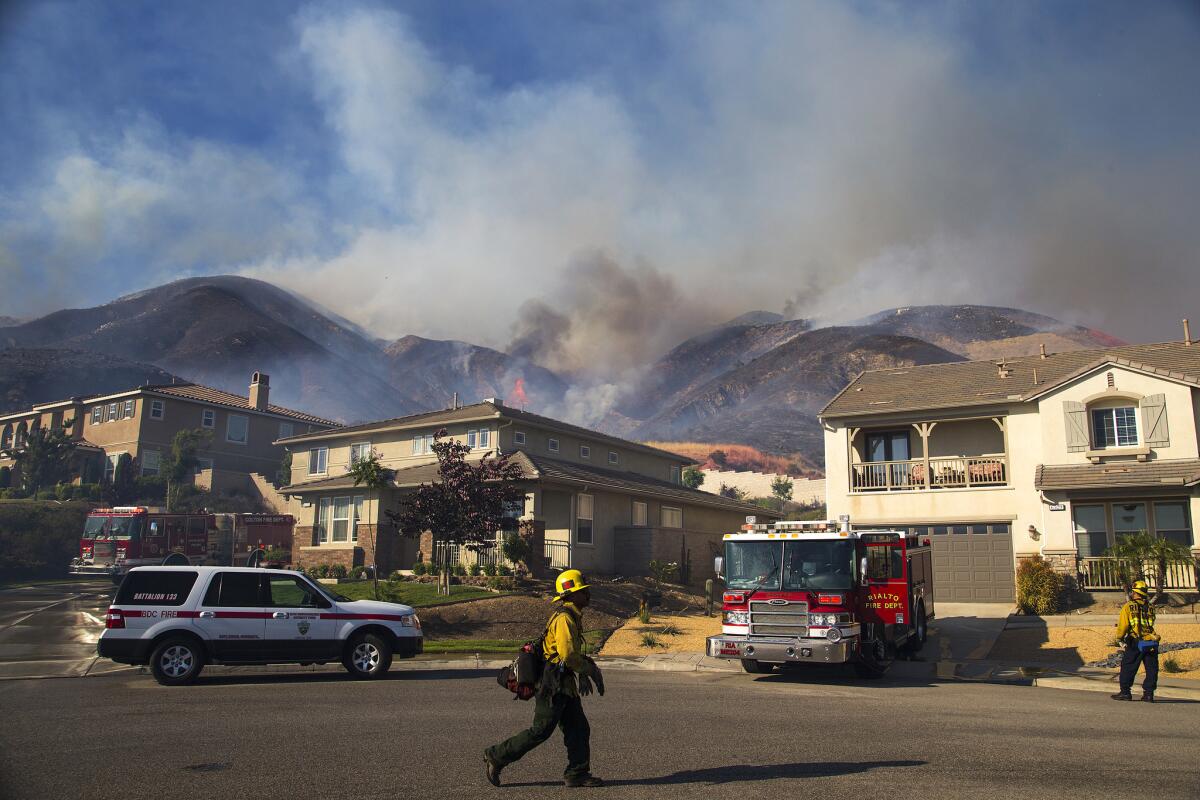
0, 372, 338, 496
277, 400, 775, 581
821, 338, 1200, 602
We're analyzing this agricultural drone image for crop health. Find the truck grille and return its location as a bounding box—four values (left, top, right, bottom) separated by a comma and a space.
748, 600, 808, 637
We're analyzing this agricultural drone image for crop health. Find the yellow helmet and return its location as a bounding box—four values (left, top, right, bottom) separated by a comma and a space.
1131, 580, 1149, 597
553, 569, 591, 602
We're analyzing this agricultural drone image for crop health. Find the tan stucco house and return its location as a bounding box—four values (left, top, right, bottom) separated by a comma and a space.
277, 400, 775, 580
821, 338, 1200, 602
0, 372, 338, 496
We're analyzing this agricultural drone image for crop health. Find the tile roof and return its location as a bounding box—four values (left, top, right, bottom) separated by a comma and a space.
822, 340, 1200, 419
282, 449, 774, 517
277, 400, 694, 463
146, 383, 340, 426
1034, 459, 1200, 491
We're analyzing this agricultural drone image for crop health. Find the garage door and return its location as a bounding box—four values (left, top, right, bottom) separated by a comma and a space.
928, 524, 1015, 603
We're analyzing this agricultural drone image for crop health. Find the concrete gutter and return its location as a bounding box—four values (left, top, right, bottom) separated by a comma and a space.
1007, 613, 1200, 628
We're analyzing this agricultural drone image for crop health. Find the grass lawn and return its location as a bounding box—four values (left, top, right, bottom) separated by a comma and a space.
328, 580, 507, 607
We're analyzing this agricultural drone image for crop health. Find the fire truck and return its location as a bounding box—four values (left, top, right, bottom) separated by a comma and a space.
69, 507, 295, 580
706, 517, 934, 677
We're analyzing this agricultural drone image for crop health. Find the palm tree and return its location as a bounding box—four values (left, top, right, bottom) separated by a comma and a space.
1106, 531, 1194, 602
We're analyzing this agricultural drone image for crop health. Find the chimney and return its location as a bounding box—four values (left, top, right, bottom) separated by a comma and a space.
452, 392, 458, 410
249, 372, 270, 411
1039, 343, 1047, 359
1184, 319, 1192, 346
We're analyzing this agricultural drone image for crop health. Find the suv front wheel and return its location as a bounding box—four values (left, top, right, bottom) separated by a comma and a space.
344, 632, 393, 679
149, 637, 205, 686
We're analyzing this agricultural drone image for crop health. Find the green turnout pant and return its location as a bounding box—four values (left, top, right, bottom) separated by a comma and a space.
487, 692, 591, 780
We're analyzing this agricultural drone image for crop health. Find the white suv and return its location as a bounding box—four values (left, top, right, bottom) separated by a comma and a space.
98, 566, 423, 685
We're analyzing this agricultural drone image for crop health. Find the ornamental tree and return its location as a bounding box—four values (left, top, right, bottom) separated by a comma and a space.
347, 449, 394, 599
386, 429, 527, 595
2, 426, 77, 495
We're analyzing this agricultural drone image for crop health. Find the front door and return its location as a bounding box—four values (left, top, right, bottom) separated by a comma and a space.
263, 573, 337, 661
192, 571, 267, 662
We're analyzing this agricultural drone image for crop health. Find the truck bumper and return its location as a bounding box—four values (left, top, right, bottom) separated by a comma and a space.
394, 635, 423, 659
68, 563, 120, 577
706, 634, 852, 664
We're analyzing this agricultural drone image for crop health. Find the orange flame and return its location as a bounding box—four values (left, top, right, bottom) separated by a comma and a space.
510, 377, 529, 406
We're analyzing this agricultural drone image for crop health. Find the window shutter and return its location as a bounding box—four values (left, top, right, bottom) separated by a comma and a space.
1063, 401, 1089, 452
1140, 393, 1169, 447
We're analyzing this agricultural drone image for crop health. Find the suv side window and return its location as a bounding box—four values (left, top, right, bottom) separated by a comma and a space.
115, 570, 198, 606
266, 575, 329, 609
203, 572, 264, 607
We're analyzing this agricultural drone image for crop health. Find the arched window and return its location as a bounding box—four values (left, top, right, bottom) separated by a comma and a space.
0, 424, 11, 450
14, 421, 28, 448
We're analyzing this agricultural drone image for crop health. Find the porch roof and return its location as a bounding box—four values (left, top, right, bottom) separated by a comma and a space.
1034, 458, 1200, 491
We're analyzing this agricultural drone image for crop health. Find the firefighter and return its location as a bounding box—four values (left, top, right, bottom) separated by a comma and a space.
484, 569, 606, 788
1110, 580, 1160, 702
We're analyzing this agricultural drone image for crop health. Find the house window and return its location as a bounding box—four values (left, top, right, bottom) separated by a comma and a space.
1092, 407, 1138, 448
580, 445, 591, 459
201, 409, 215, 428
1113, 503, 1147, 541
467, 429, 477, 449
331, 497, 352, 543
514, 431, 526, 445
309, 447, 328, 475
108, 403, 119, 422
91, 407, 102, 425
349, 442, 372, 464
608, 451, 619, 465
123, 400, 135, 419
317, 498, 331, 543
226, 414, 249, 444
412, 433, 435, 455
669, 465, 681, 484
140, 449, 161, 477
278, 421, 294, 439
1153, 501, 1192, 546
150, 400, 164, 420
352, 496, 364, 543
479, 429, 490, 449
548, 438, 559, 453
632, 501, 648, 527
661, 506, 683, 529
576, 494, 594, 545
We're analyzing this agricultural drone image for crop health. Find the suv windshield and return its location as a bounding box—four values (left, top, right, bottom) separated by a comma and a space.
782, 540, 854, 590
85, 515, 143, 540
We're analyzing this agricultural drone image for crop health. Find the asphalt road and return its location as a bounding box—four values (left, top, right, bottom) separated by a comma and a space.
0, 579, 115, 679
3, 667, 1197, 799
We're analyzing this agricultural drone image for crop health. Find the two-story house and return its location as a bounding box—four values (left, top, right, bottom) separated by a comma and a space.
0, 372, 339, 496
821, 337, 1200, 602
278, 399, 775, 580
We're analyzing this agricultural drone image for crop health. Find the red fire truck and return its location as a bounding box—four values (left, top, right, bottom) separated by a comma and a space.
69, 507, 295, 580
706, 518, 934, 677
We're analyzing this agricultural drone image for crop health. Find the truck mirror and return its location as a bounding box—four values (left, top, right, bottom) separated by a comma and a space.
713, 556, 724, 579
859, 556, 869, 586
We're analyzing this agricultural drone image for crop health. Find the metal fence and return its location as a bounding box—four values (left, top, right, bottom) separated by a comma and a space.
1078, 558, 1197, 591
544, 540, 572, 569
433, 541, 461, 568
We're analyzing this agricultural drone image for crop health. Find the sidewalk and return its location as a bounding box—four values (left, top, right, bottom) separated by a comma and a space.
1006, 612, 1200, 627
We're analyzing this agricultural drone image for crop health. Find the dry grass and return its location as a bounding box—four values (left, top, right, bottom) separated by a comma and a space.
987, 624, 1200, 681
640, 441, 819, 476
599, 612, 722, 656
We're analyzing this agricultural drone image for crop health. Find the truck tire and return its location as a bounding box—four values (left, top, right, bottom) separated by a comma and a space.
853, 625, 893, 679
344, 632, 393, 679
904, 604, 928, 655
741, 659, 775, 674
149, 636, 205, 686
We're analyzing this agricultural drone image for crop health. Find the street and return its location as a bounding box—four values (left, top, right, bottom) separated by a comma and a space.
3, 664, 1198, 799
0, 579, 115, 679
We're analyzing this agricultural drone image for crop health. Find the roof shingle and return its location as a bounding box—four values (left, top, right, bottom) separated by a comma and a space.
148, 383, 340, 426
1034, 459, 1200, 491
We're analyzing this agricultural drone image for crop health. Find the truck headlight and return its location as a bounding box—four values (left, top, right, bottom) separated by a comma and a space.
826, 626, 842, 642
724, 611, 749, 626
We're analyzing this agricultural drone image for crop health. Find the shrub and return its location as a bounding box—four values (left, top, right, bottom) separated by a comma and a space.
659, 623, 682, 636
487, 576, 513, 590
468, 563, 483, 576
649, 559, 679, 585
0, 500, 91, 579
77, 483, 101, 501
637, 603, 651, 625
312, 564, 330, 579
501, 530, 532, 571
55, 483, 75, 501
496, 563, 512, 576
451, 563, 467, 577
35, 489, 57, 501
1016, 556, 1064, 615
482, 563, 497, 577
412, 561, 427, 576
1163, 656, 1182, 674
0, 466, 10, 489
328, 564, 348, 579
640, 633, 662, 649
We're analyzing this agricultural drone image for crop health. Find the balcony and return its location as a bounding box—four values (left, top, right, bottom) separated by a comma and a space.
848, 417, 1009, 493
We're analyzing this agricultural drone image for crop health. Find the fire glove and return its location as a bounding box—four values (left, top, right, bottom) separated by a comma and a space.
578, 674, 595, 696
584, 656, 605, 696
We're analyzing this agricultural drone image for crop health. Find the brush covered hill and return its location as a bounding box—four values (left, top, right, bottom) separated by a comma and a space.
0, 348, 181, 413
643, 441, 821, 477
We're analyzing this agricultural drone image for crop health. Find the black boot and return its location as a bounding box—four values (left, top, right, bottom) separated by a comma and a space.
1140, 693, 1155, 703
565, 774, 605, 788
1110, 691, 1133, 701
484, 753, 503, 787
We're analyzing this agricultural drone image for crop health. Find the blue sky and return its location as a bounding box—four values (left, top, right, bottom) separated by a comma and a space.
2, 0, 1199, 363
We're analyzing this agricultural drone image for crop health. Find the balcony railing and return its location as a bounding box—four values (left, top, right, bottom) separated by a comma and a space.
1078, 558, 1198, 591
851, 455, 1008, 491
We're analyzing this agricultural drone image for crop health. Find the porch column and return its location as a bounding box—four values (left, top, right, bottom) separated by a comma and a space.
847, 427, 860, 491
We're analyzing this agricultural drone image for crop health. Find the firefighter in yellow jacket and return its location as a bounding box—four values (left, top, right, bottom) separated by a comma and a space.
485, 569, 605, 788
1111, 580, 1160, 702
